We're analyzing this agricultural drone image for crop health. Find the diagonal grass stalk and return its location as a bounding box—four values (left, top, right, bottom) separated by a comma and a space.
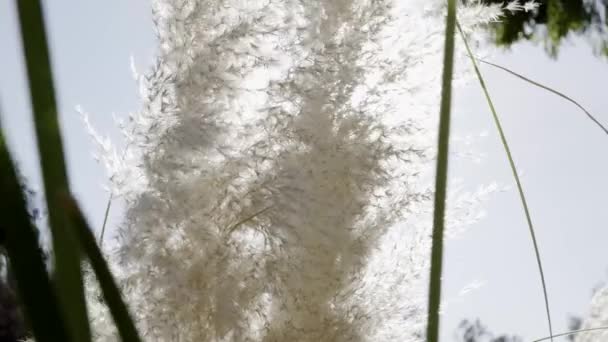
15, 1, 91, 340
456, 21, 554, 342
99, 194, 113, 247
426, 0, 457, 340
63, 195, 143, 342
532, 326, 608, 342
477, 59, 608, 136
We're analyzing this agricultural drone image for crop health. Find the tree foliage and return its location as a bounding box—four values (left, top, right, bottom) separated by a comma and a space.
456, 320, 521, 342
479, 0, 608, 56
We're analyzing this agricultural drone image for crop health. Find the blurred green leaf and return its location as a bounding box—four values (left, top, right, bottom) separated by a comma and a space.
478, 0, 607, 57
15, 1, 91, 340
0, 118, 70, 341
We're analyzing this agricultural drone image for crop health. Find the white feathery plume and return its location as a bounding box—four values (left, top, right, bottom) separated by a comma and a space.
79, 0, 535, 341
575, 286, 608, 342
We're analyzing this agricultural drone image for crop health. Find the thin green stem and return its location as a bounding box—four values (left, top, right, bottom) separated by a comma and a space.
457, 21, 554, 342
477, 58, 608, 136
98, 138, 131, 247
531, 326, 608, 342
99, 194, 113, 247
15, 1, 90, 340
426, 0, 457, 341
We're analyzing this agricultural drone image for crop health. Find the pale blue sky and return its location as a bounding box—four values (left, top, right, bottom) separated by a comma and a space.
1, 2, 607, 341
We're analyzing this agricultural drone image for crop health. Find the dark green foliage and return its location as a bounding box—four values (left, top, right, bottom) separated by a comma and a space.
476, 0, 608, 56
456, 320, 521, 342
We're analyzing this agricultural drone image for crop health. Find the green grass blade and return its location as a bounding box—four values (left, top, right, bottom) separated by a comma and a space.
532, 326, 608, 342
0, 120, 70, 342
63, 195, 143, 342
15, 1, 91, 340
477, 59, 608, 136
426, 0, 457, 340
99, 194, 113, 247
456, 21, 554, 342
